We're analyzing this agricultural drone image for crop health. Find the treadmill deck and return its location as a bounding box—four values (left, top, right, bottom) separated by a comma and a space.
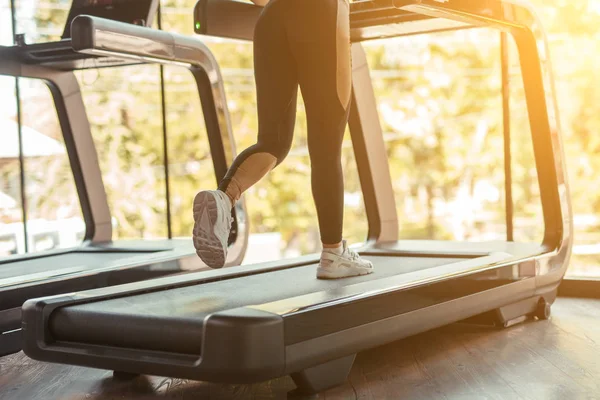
0, 239, 193, 288
50, 255, 466, 354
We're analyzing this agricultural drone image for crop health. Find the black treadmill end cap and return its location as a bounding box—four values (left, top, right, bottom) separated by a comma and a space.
201, 307, 286, 383
21, 296, 66, 360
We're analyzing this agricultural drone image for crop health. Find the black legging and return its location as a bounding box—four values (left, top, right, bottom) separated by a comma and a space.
218, 0, 352, 245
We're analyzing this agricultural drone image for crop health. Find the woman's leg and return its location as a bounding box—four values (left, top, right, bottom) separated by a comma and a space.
285, 0, 373, 278
285, 0, 351, 246
218, 0, 299, 205
193, 0, 299, 268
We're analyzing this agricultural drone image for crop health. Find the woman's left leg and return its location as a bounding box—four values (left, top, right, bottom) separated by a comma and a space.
192, 0, 299, 268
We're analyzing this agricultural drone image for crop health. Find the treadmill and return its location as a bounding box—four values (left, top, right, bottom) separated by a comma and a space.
0, 2, 248, 356
21, 0, 572, 395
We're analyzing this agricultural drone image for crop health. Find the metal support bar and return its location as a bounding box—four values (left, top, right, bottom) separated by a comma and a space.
157, 5, 172, 239
10, 0, 29, 253
159, 66, 172, 238
512, 28, 562, 249
501, 31, 513, 242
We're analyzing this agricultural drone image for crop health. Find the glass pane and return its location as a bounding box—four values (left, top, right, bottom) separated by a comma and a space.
161, 0, 215, 242
19, 78, 85, 252
162, 65, 215, 238
561, 36, 600, 277
0, 0, 12, 45
0, 77, 23, 257
522, 0, 600, 278
161, 0, 194, 35
341, 133, 368, 246
526, 3, 600, 278
76, 65, 168, 240
14, 0, 68, 43
364, 28, 511, 242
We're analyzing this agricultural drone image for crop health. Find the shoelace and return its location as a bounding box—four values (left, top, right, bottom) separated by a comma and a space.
345, 247, 360, 261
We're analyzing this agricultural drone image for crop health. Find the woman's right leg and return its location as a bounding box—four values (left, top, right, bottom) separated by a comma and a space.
193, 0, 299, 268
285, 0, 374, 278
219, 0, 299, 205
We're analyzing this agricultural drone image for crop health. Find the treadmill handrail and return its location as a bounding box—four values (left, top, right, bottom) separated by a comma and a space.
192, 0, 471, 42
71, 15, 218, 69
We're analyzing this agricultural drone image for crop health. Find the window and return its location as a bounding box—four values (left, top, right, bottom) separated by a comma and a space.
162, 65, 216, 238
161, 0, 195, 35
0, 0, 12, 45
0, 77, 85, 257
363, 28, 543, 244
19, 79, 85, 251
76, 65, 168, 239
14, 0, 69, 43
0, 77, 22, 257
160, 2, 219, 240
525, 0, 600, 278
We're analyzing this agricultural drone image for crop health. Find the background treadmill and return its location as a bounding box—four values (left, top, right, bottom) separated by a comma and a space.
0, 0, 248, 356
22, 0, 572, 396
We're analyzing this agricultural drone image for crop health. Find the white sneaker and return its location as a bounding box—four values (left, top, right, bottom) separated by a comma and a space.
192, 190, 233, 268
317, 240, 374, 279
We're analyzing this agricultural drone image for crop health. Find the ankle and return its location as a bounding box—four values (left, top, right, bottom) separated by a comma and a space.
218, 189, 234, 209
322, 241, 343, 255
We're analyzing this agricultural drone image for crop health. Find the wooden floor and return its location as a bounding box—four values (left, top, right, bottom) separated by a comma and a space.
2, 297, 600, 400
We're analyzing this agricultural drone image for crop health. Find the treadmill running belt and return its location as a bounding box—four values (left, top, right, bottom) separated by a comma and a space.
0, 252, 140, 280
49, 255, 465, 354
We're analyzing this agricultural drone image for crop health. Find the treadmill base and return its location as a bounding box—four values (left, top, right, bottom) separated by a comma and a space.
460, 290, 557, 329
0, 330, 22, 357
290, 354, 356, 395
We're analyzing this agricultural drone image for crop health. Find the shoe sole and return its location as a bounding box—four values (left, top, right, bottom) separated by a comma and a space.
192, 191, 226, 268
316, 265, 374, 280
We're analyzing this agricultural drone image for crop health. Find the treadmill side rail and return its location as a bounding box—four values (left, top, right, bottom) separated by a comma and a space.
284, 277, 537, 374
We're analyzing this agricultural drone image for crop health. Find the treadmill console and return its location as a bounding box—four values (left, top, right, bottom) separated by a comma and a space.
62, 0, 159, 38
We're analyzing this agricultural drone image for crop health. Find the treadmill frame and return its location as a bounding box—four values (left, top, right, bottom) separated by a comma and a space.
21, 0, 573, 394
0, 16, 249, 355
0, 16, 247, 252
350, 0, 572, 284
